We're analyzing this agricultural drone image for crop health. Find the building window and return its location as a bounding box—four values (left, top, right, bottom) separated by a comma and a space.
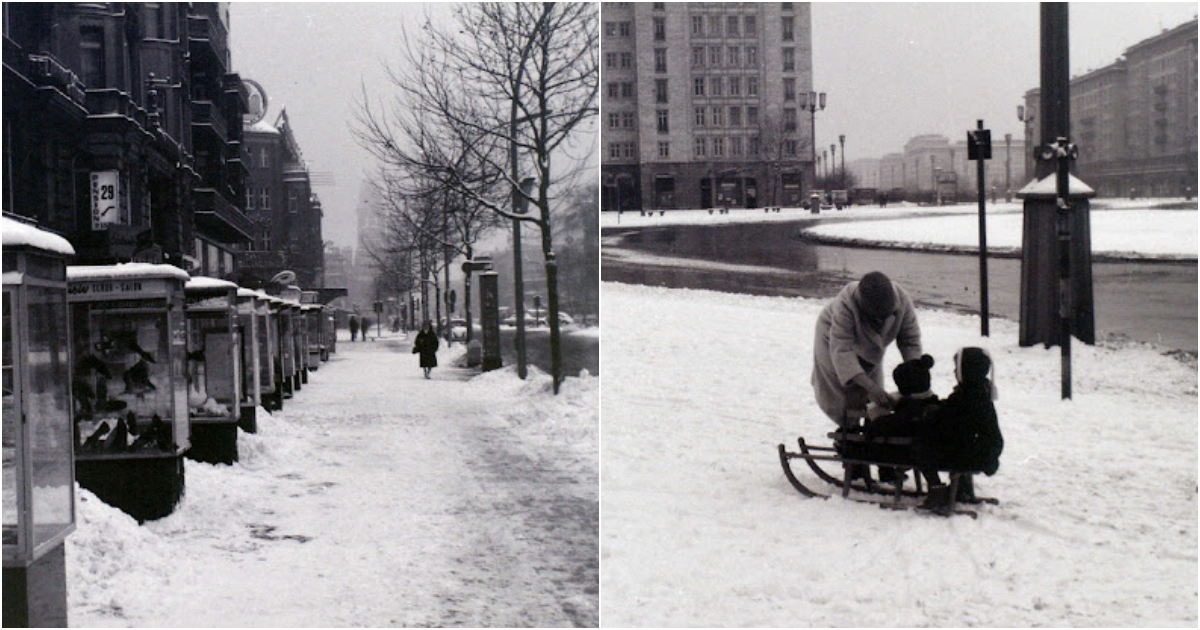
608, 112, 621, 129
605, 52, 618, 69
710, 76, 722, 96
288, 189, 299, 214
784, 140, 798, 156
260, 147, 270, 168
145, 3, 164, 39
784, 108, 797, 131
655, 79, 669, 103
729, 76, 741, 96
747, 106, 759, 126
658, 141, 670, 158
691, 15, 703, 35
694, 77, 705, 97
695, 138, 707, 157
246, 187, 255, 212
654, 2, 665, 10
782, 16, 794, 41
746, 45, 758, 67
729, 106, 742, 127
607, 82, 620, 99
692, 46, 704, 67
784, 78, 796, 101
731, 136, 743, 156
713, 137, 725, 156
709, 46, 721, 67
782, 2, 794, 10
654, 17, 665, 41
621, 82, 634, 98
657, 110, 669, 133
694, 107, 707, 127
620, 52, 633, 68
712, 106, 725, 127
727, 46, 740, 67
619, 21, 631, 37
655, 48, 667, 72
259, 188, 270, 212
609, 143, 622, 160
727, 15, 739, 37
783, 47, 795, 72
622, 112, 635, 128
747, 76, 758, 96
749, 136, 760, 155
709, 14, 720, 36
623, 143, 636, 159
80, 26, 105, 88
744, 15, 757, 37
605, 21, 617, 37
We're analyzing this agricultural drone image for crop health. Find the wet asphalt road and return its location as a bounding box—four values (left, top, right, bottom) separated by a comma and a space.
602, 219, 1197, 354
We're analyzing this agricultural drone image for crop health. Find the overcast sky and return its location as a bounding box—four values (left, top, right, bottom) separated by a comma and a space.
230, 3, 1196, 247
812, 2, 1198, 164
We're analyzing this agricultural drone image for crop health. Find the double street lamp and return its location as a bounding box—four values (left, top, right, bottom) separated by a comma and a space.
800, 90, 826, 195
839, 134, 846, 189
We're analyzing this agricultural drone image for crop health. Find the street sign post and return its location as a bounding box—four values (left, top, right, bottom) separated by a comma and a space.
968, 120, 992, 337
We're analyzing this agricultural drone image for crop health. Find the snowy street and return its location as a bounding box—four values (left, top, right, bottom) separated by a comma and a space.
600, 282, 1196, 627
66, 332, 598, 627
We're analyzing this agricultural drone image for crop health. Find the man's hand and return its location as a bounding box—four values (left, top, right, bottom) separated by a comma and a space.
851, 373, 894, 410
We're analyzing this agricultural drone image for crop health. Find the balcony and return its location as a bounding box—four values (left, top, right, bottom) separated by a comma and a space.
194, 187, 254, 244
191, 100, 228, 144
187, 12, 229, 73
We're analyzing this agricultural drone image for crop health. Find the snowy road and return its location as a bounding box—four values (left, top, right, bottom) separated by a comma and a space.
67, 333, 598, 627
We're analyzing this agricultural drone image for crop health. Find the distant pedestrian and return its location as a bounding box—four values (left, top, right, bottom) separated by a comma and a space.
413, 320, 439, 379
391, 317, 400, 333
361, 317, 372, 340
349, 315, 359, 342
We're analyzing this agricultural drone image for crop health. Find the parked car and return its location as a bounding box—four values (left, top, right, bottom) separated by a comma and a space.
449, 318, 468, 341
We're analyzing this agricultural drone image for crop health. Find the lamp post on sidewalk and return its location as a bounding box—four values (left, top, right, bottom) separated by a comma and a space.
800, 90, 826, 195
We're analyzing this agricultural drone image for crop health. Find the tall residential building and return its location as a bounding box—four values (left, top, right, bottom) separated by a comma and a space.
3, 3, 251, 274
601, 1, 815, 211
1022, 18, 1197, 197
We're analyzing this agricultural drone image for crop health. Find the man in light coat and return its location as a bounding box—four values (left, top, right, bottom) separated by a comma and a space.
812, 271, 923, 427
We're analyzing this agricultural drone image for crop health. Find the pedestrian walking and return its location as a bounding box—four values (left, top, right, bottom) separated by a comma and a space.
412, 320, 439, 379
361, 317, 372, 340
349, 315, 359, 342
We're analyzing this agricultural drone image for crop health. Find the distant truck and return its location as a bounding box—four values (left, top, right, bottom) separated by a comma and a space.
832, 190, 849, 210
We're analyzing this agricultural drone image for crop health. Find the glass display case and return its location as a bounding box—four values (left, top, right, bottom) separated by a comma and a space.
183, 278, 241, 423
258, 292, 282, 410
276, 300, 295, 399
325, 308, 337, 358
296, 304, 310, 382
303, 305, 322, 370
2, 217, 76, 568
235, 288, 261, 431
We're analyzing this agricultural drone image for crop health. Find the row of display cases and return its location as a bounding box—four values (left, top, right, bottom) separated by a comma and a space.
4, 215, 341, 570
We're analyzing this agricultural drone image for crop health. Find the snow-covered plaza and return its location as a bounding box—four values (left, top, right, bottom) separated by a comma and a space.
65, 333, 598, 627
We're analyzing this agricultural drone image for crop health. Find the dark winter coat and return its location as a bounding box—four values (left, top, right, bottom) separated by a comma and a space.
916, 383, 1003, 475
413, 330, 439, 368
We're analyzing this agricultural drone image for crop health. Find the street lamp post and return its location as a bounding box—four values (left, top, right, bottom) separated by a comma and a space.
799, 90, 826, 196
1005, 132, 1013, 202
822, 149, 828, 189
829, 143, 837, 189
839, 134, 846, 189
1017, 104, 1036, 186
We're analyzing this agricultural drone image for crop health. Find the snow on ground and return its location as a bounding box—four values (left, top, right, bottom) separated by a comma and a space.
803, 209, 1197, 260
600, 281, 1196, 627
66, 332, 598, 627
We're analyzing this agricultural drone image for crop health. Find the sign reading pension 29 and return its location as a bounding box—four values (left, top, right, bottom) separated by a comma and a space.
90, 171, 121, 230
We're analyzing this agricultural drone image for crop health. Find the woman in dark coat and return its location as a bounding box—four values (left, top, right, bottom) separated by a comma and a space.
412, 320, 439, 379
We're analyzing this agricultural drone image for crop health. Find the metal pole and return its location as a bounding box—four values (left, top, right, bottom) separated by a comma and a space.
809, 104, 817, 194
1056, 136, 1072, 399
977, 120, 990, 337
1004, 133, 1012, 202
510, 109, 527, 380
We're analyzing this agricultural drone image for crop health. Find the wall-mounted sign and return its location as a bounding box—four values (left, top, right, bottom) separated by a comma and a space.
91, 171, 120, 230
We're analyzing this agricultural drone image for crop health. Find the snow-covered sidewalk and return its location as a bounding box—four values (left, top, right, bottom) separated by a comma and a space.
600, 281, 1196, 627
67, 332, 598, 627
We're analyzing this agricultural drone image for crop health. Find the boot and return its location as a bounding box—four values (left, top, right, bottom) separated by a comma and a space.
919, 484, 952, 512
955, 475, 976, 503
877, 467, 907, 487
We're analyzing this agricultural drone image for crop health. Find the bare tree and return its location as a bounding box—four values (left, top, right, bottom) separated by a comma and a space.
354, 2, 598, 393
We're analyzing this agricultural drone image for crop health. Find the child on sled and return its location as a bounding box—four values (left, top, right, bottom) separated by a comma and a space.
863, 347, 1004, 508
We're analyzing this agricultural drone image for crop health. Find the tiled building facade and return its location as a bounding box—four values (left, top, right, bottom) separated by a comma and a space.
601, 1, 815, 211
1023, 18, 1197, 197
2, 2, 252, 276
873, 134, 1028, 201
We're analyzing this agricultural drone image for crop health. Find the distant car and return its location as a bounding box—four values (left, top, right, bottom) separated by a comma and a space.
449, 318, 468, 341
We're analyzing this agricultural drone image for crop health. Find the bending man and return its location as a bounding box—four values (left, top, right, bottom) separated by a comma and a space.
812, 271, 923, 426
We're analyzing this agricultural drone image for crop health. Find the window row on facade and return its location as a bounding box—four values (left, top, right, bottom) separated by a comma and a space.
608, 135, 798, 161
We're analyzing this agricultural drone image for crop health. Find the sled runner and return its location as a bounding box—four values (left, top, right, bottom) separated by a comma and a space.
777, 427, 998, 518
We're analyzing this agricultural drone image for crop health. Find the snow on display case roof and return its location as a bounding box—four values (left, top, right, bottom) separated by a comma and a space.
247, 118, 279, 135
237, 288, 260, 298
67, 262, 190, 282
1016, 173, 1097, 199
1, 215, 75, 256
185, 276, 238, 292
